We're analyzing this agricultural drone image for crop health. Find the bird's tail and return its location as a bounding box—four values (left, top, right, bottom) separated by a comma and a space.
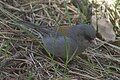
14, 20, 58, 37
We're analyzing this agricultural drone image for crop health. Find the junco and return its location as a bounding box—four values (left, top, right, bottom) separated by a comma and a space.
17, 21, 96, 59
43, 24, 96, 59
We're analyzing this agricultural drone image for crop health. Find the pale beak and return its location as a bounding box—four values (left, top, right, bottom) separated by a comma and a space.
90, 38, 97, 45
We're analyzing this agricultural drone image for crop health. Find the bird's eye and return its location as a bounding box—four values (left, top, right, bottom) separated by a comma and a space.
84, 35, 93, 41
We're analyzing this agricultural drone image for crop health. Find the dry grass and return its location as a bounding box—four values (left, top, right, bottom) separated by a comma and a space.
0, 0, 120, 80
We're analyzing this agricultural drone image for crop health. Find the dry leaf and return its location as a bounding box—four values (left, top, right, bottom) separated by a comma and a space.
92, 15, 116, 41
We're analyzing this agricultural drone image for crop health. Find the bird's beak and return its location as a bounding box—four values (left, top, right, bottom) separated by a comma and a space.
90, 38, 97, 45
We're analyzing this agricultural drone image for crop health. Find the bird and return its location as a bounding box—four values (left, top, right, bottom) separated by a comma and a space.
43, 24, 96, 59
16, 21, 96, 59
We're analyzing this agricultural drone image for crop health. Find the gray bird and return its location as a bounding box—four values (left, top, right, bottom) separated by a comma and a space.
43, 24, 96, 59
16, 21, 96, 59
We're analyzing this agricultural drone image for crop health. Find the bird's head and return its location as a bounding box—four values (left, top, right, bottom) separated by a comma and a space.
69, 24, 96, 43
